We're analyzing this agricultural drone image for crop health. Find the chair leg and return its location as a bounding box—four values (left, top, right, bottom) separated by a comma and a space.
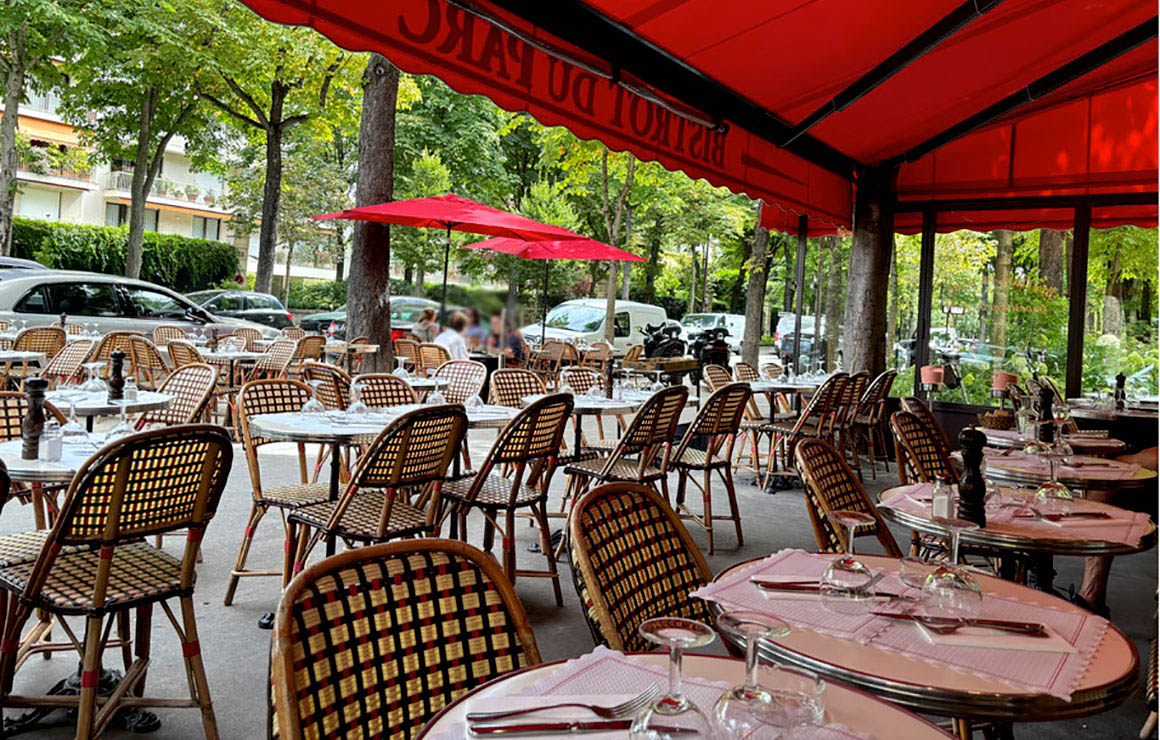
702, 466, 714, 556
532, 502, 564, 607
224, 502, 266, 606
723, 464, 743, 547
75, 615, 105, 739
178, 596, 219, 739
117, 610, 132, 672
134, 604, 153, 698
502, 509, 517, 585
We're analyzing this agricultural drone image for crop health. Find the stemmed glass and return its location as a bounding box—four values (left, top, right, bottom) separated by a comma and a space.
346, 382, 369, 415
426, 389, 447, 406
713, 611, 791, 738
392, 356, 410, 380
106, 400, 134, 440
81, 361, 105, 393
650, 378, 666, 393
631, 618, 717, 739
301, 379, 325, 413
60, 394, 88, 444
924, 517, 983, 618
464, 394, 484, 410
820, 510, 877, 613
752, 668, 826, 738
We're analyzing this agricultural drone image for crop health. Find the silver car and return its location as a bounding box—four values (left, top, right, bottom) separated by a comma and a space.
0, 269, 280, 339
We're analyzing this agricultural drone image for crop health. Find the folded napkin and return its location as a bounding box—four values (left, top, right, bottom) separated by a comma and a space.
915, 621, 1077, 654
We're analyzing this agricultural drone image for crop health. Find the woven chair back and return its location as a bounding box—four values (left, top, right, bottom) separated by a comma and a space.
793, 372, 847, 434
795, 437, 902, 557
232, 327, 262, 351
354, 374, 416, 408
733, 362, 761, 383
581, 342, 611, 368
254, 339, 297, 375
559, 342, 580, 366
128, 336, 169, 388
569, 483, 714, 651
350, 405, 467, 490
14, 326, 65, 359
294, 335, 325, 361
703, 363, 733, 392
271, 540, 540, 740
393, 338, 420, 369
51, 424, 232, 545
890, 410, 955, 482
419, 342, 451, 375
900, 396, 952, 455
136, 363, 217, 428
152, 325, 188, 345
167, 340, 204, 369
42, 338, 93, 386
0, 392, 65, 442
93, 331, 142, 371
559, 366, 603, 395
679, 382, 751, 440
622, 344, 643, 363
301, 361, 351, 410
620, 385, 689, 451
62, 322, 84, 335
488, 368, 546, 407
237, 379, 312, 454
278, 327, 304, 340
434, 359, 486, 404
485, 393, 573, 467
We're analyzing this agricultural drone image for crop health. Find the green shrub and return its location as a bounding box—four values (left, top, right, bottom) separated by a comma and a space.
288, 279, 347, 311
11, 217, 237, 292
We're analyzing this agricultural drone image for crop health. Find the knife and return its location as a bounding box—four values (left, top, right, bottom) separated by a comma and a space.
1011, 511, 1110, 521
870, 611, 1048, 636
469, 719, 698, 735
751, 580, 916, 601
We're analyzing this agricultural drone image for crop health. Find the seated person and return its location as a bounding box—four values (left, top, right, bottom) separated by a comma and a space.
433, 310, 469, 361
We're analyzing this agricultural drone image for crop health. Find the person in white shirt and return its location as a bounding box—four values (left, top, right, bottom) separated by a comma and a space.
433, 310, 469, 360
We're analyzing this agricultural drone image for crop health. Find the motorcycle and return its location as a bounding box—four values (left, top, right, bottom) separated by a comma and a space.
688, 326, 731, 387
640, 322, 686, 359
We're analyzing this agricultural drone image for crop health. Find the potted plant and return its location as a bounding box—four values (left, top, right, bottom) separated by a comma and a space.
155, 180, 169, 197
203, 190, 216, 206
185, 184, 200, 201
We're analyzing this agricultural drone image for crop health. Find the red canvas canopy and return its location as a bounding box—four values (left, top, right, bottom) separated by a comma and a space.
463, 236, 645, 261
247, 0, 1157, 235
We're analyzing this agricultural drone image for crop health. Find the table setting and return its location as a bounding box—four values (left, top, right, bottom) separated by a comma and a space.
978, 427, 1126, 457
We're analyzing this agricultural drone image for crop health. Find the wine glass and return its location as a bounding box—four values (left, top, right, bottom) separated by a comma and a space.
585, 383, 603, 398
60, 394, 88, 444
752, 668, 826, 738
392, 356, 410, 379
631, 618, 717, 739
426, 389, 446, 406
899, 557, 938, 590
713, 611, 791, 739
346, 382, 369, 415
81, 361, 105, 393
464, 394, 484, 410
558, 383, 574, 396
820, 510, 876, 591
301, 379, 325, 413
650, 378, 666, 393
106, 400, 134, 440
924, 517, 983, 618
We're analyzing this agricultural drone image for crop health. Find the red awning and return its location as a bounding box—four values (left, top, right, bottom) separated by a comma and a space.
241, 0, 1157, 235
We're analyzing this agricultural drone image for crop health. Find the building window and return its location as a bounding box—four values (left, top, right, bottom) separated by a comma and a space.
104, 203, 158, 231
192, 216, 220, 241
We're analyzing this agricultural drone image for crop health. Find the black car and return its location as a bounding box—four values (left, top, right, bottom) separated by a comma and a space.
186, 289, 295, 329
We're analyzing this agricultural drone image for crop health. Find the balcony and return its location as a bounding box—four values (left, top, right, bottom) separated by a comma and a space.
105, 171, 227, 212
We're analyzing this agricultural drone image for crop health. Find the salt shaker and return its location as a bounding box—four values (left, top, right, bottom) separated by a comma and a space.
931, 475, 955, 519
125, 377, 139, 401
41, 420, 61, 462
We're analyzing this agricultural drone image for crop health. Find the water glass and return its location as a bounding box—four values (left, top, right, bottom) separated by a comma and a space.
713, 611, 791, 739
630, 618, 717, 739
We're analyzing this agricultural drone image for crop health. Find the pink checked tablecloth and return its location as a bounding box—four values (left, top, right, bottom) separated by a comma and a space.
978, 449, 1141, 481
981, 428, 1125, 456
691, 549, 1109, 701
879, 483, 1154, 548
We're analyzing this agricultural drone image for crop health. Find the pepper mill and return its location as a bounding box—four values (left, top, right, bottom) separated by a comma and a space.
1114, 372, 1127, 410
59, 312, 67, 329
1037, 385, 1055, 444
107, 349, 126, 401
957, 427, 987, 528
22, 377, 48, 460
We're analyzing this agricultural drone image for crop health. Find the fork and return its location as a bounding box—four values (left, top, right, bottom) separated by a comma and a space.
465, 684, 660, 722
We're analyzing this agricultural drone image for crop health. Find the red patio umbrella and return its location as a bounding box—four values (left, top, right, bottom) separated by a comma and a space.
463, 236, 645, 346
317, 194, 583, 320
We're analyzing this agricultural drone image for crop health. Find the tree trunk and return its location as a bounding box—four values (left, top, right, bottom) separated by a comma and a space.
333, 227, 345, 282
620, 260, 631, 300
811, 238, 825, 370
254, 119, 284, 294
599, 151, 634, 343
1140, 280, 1152, 328
730, 231, 750, 314
0, 60, 26, 257
687, 253, 697, 313
991, 229, 1013, 364
783, 242, 794, 312
283, 242, 294, 306
1038, 228, 1065, 295
842, 164, 897, 374
887, 239, 898, 358
415, 264, 425, 296
644, 218, 662, 302
741, 204, 769, 368
124, 88, 157, 280
824, 236, 843, 371
347, 55, 398, 370
977, 267, 989, 346
1104, 252, 1123, 337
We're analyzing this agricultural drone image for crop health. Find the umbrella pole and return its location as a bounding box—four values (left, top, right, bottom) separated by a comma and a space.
540, 259, 549, 346
439, 224, 451, 323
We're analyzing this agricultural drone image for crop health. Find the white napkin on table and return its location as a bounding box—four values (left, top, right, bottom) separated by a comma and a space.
915, 621, 1077, 653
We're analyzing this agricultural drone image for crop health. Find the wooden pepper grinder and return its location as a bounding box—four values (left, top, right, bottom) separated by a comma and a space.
22, 377, 48, 460
1114, 372, 1127, 410
957, 427, 987, 528
1037, 385, 1055, 444
108, 349, 126, 401
59, 312, 67, 329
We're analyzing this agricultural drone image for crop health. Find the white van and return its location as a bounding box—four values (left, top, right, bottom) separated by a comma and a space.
521, 298, 669, 355
679, 312, 746, 353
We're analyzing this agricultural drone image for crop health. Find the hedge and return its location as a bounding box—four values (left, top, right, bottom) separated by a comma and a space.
11, 217, 238, 292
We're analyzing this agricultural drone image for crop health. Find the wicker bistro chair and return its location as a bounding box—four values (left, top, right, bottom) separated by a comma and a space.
434, 359, 487, 404
794, 437, 902, 557
0, 393, 65, 529
0, 425, 232, 739
418, 342, 451, 377
559, 366, 619, 450
167, 339, 203, 369
709, 364, 772, 485
246, 338, 297, 382
288, 405, 469, 575
833, 371, 869, 476
270, 540, 541, 740
40, 338, 94, 389
279, 327, 305, 341
849, 369, 897, 480
4, 326, 66, 387
135, 363, 218, 430
152, 325, 189, 346
488, 368, 546, 407
353, 373, 417, 408
769, 372, 848, 471
900, 396, 952, 459
563, 385, 689, 508
300, 360, 351, 411
622, 344, 644, 365
671, 383, 752, 555
530, 340, 565, 387
393, 338, 420, 372
442, 394, 573, 605
128, 336, 170, 391
890, 410, 956, 485
569, 482, 715, 651
232, 327, 263, 351
581, 341, 612, 371
224, 380, 331, 606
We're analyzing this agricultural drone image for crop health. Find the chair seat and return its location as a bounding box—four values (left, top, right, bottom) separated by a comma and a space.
443, 474, 543, 508
0, 542, 183, 615
670, 447, 728, 470
770, 419, 820, 437
288, 491, 431, 542
852, 411, 876, 425
565, 456, 665, 482
584, 437, 619, 452
0, 530, 81, 569
259, 481, 332, 509
740, 419, 774, 433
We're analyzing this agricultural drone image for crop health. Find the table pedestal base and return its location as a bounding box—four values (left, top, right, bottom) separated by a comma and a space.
4, 669, 160, 736
258, 612, 275, 630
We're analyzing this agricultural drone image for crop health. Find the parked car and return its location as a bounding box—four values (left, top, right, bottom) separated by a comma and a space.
522, 299, 669, 355
186, 289, 295, 329
679, 312, 745, 353
298, 296, 446, 340
0, 269, 279, 339
0, 256, 47, 270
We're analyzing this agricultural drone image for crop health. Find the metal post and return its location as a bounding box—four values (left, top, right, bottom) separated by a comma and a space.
439, 224, 452, 323
539, 259, 550, 345
1066, 201, 1091, 399
913, 206, 937, 395
791, 214, 808, 373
